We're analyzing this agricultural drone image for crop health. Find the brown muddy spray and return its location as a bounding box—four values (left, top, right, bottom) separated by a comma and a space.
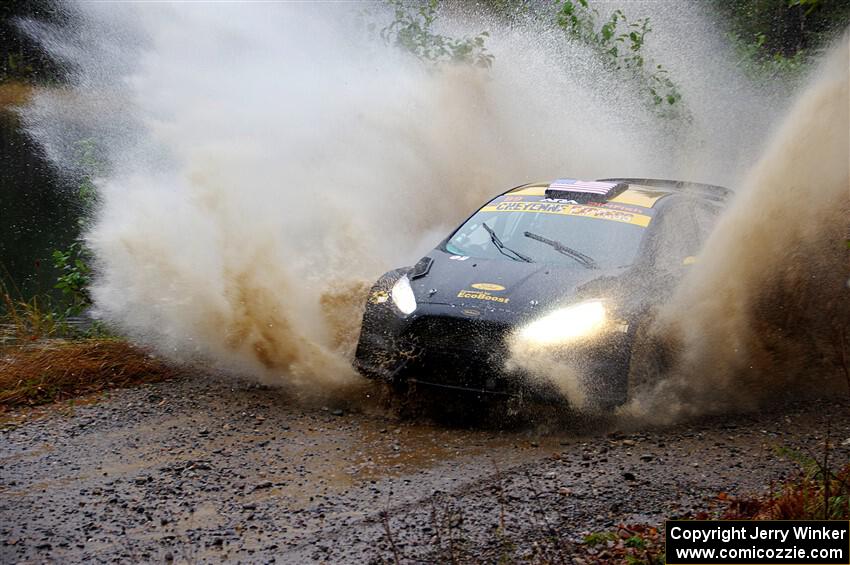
625, 38, 850, 422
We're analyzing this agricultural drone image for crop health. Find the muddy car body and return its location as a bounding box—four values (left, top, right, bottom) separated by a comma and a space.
355, 178, 731, 408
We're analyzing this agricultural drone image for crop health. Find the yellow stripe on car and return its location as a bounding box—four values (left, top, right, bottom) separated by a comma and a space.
507, 184, 667, 210
609, 187, 668, 208
480, 201, 652, 227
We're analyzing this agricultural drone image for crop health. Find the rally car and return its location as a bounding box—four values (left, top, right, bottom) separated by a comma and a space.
354, 178, 731, 409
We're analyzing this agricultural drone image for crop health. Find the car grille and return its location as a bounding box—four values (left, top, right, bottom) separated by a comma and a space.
404, 316, 509, 357
401, 316, 521, 391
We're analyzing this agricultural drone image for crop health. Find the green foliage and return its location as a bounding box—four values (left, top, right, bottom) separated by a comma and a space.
788, 0, 825, 17
774, 444, 818, 473
50, 137, 101, 319
555, 0, 685, 117
74, 138, 101, 207
0, 0, 65, 84
625, 535, 647, 549
381, 0, 494, 68
728, 31, 808, 82
714, 0, 850, 78
478, 0, 536, 25
4, 52, 35, 81
583, 531, 617, 546
52, 242, 92, 318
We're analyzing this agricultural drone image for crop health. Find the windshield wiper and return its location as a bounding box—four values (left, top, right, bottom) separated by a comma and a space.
482, 223, 533, 263
523, 231, 598, 269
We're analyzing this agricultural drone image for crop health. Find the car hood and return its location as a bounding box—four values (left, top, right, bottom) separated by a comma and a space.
408, 251, 623, 317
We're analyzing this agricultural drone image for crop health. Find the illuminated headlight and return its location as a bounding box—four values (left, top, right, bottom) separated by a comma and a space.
391, 275, 417, 315
517, 300, 608, 346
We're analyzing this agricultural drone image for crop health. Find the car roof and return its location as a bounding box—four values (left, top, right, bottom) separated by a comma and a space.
505, 178, 732, 210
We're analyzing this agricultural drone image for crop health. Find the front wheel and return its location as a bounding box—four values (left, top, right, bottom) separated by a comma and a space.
626, 316, 669, 401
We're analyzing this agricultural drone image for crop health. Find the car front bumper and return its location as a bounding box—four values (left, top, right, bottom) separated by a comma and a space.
354, 310, 633, 404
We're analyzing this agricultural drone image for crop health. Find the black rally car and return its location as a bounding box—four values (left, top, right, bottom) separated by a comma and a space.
354, 178, 730, 407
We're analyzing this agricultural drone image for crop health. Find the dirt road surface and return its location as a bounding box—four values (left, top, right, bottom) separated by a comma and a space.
1, 374, 848, 563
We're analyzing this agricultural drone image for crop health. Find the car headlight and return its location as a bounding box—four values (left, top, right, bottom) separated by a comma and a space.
391, 275, 417, 315
517, 300, 607, 346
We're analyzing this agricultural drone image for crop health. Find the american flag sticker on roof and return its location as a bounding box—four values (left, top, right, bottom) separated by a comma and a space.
547, 179, 620, 195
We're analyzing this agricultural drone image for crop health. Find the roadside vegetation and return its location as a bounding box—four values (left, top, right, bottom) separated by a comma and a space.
1, 277, 177, 411
726, 438, 850, 521
0, 211, 176, 412
380, 0, 494, 68
0, 339, 177, 410
1, 12, 165, 410
555, 0, 685, 118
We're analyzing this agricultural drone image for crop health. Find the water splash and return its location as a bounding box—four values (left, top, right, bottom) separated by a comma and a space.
21, 2, 815, 405
626, 36, 850, 422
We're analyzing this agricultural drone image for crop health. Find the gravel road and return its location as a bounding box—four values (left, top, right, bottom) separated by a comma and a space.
1, 373, 848, 563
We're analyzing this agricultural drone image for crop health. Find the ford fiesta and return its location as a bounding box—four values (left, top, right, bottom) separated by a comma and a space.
354, 178, 731, 409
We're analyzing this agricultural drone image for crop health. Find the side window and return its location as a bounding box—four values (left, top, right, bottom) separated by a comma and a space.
651, 202, 702, 268
691, 201, 721, 245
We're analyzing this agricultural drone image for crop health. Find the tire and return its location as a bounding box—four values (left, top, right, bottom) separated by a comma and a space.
626, 316, 668, 400
585, 366, 629, 413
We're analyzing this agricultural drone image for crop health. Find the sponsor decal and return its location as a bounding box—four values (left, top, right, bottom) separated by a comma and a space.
610, 188, 667, 208
457, 290, 510, 304
449, 255, 470, 261
543, 197, 579, 204
570, 206, 635, 223
461, 309, 481, 317
480, 201, 651, 227
487, 201, 570, 213
470, 283, 505, 292
595, 201, 645, 215
369, 290, 389, 304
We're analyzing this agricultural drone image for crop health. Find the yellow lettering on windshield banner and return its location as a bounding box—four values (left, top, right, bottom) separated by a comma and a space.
480, 201, 652, 227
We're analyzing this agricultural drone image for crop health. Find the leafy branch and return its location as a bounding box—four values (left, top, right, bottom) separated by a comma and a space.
728, 31, 807, 82
556, 0, 686, 118
381, 0, 494, 68
52, 242, 91, 318
51, 138, 101, 319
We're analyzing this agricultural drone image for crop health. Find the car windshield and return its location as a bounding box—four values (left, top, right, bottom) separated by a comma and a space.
444, 198, 649, 269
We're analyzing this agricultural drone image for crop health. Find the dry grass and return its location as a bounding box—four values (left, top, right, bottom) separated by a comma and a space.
0, 340, 179, 409
1, 291, 62, 344
725, 462, 850, 521
759, 464, 850, 520
1, 279, 65, 344
1, 282, 178, 409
